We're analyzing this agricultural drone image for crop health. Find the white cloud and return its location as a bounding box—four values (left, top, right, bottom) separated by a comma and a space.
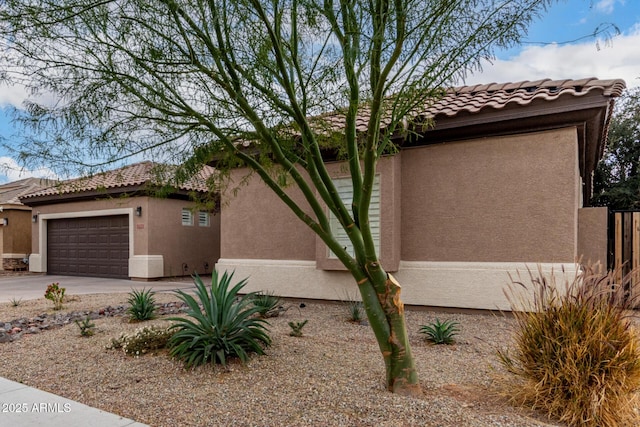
0, 82, 29, 110
595, 0, 622, 14
463, 28, 640, 89
0, 157, 58, 183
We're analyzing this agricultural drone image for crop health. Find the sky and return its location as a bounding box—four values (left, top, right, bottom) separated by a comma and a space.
0, 0, 639, 183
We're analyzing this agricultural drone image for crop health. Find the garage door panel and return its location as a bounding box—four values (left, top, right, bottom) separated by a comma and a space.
48, 215, 129, 279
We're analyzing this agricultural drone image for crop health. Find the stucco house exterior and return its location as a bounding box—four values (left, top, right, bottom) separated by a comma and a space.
216, 78, 623, 310
0, 177, 56, 271
20, 161, 220, 280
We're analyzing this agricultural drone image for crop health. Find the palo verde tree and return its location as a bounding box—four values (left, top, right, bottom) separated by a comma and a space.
1, 0, 557, 395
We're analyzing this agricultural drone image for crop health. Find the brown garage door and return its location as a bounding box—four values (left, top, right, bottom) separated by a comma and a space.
47, 215, 129, 279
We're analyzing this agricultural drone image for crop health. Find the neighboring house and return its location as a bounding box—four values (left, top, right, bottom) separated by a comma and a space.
20, 161, 220, 280
0, 177, 56, 271
216, 78, 623, 310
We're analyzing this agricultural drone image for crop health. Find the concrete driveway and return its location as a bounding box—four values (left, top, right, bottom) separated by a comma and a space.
0, 274, 198, 303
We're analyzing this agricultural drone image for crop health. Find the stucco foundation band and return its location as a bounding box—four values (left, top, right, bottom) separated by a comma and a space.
215, 259, 579, 311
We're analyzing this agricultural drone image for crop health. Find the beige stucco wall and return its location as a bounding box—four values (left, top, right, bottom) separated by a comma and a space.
146, 197, 220, 277
400, 128, 580, 262
28, 196, 220, 279
221, 157, 403, 268
221, 169, 316, 261
577, 207, 609, 266
217, 127, 585, 309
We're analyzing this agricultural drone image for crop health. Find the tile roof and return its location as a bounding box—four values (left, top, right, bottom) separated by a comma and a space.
424, 77, 625, 117
0, 177, 57, 205
313, 77, 626, 133
21, 161, 215, 200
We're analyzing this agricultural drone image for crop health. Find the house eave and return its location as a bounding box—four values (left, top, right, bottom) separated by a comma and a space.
20, 186, 195, 207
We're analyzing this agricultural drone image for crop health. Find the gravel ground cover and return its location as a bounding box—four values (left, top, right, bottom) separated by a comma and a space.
0, 292, 565, 426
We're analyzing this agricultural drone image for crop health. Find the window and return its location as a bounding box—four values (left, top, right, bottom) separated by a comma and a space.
198, 211, 210, 227
328, 176, 380, 258
181, 208, 193, 226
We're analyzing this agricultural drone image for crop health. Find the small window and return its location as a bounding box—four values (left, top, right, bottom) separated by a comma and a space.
198, 211, 210, 227
181, 208, 193, 226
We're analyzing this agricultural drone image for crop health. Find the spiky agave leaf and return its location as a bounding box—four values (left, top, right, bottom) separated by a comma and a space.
168, 271, 271, 368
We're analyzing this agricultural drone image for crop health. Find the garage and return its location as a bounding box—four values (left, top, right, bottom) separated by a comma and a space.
47, 215, 129, 279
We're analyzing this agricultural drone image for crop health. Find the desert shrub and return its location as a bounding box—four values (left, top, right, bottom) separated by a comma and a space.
127, 288, 157, 321
168, 272, 271, 367
498, 265, 640, 427
346, 300, 364, 322
75, 317, 95, 337
288, 319, 308, 337
44, 282, 65, 310
419, 318, 460, 344
251, 291, 284, 318
340, 292, 364, 323
107, 325, 174, 357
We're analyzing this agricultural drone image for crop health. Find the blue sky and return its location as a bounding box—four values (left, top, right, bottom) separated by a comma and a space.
0, 0, 639, 183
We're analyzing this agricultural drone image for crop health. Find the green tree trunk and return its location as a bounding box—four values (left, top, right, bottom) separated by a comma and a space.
359, 270, 421, 396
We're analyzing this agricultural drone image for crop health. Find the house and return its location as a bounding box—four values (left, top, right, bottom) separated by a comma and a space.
215, 78, 624, 310
20, 161, 220, 280
0, 177, 56, 270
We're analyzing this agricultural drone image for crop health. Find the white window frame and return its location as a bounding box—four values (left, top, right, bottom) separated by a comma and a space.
198, 211, 210, 227
181, 208, 193, 226
328, 176, 380, 259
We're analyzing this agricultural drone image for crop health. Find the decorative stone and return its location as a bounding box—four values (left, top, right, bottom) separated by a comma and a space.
0, 301, 187, 342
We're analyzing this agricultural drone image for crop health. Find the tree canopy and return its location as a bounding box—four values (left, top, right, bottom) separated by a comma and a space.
592, 87, 640, 210
1, 0, 557, 395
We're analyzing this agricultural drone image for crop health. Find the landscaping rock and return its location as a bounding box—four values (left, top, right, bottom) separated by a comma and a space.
0, 301, 188, 342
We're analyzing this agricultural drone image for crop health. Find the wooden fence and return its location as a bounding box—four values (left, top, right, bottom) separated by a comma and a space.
609, 211, 640, 285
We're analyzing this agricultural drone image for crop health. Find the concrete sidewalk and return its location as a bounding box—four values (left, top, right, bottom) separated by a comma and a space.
0, 273, 200, 426
0, 377, 147, 426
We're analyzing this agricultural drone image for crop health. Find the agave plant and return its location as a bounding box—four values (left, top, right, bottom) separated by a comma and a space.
419, 318, 460, 345
251, 291, 284, 318
168, 271, 271, 367
127, 288, 157, 321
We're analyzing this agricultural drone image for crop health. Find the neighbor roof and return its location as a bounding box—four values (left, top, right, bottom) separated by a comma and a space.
21, 161, 215, 202
0, 177, 58, 205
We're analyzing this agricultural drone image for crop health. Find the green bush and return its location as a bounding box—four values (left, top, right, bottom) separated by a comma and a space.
341, 292, 364, 323
419, 318, 460, 344
75, 316, 95, 337
168, 272, 271, 368
251, 291, 283, 318
127, 288, 157, 321
498, 265, 640, 427
288, 319, 308, 337
44, 282, 65, 310
346, 300, 364, 322
107, 325, 174, 357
